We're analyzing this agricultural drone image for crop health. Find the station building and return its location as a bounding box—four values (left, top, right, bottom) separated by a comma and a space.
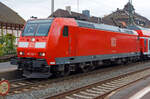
0, 2, 25, 43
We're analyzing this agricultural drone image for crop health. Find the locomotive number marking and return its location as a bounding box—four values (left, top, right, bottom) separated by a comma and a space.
27, 52, 36, 56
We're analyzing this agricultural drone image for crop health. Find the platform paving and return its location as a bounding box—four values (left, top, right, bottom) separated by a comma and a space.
107, 76, 150, 99
0, 62, 17, 72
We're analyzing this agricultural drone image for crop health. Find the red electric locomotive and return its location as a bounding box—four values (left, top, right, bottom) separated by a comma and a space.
11, 18, 141, 78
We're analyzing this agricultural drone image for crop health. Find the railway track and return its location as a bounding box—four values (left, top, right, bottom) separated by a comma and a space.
9, 79, 44, 94
48, 66, 150, 99
8, 63, 129, 95
7, 61, 150, 98
8, 67, 113, 95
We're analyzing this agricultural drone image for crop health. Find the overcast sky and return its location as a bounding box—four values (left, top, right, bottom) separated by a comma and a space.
1, 0, 150, 21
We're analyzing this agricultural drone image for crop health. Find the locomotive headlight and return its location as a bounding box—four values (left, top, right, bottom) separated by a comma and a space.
31, 38, 35, 42
39, 52, 46, 57
19, 52, 24, 55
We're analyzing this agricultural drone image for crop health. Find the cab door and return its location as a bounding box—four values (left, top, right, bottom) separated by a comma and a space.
62, 26, 77, 57
68, 26, 77, 57
62, 26, 70, 57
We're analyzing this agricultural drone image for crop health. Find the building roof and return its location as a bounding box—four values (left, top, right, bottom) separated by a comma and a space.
0, 2, 25, 25
49, 2, 150, 28
102, 3, 150, 28
49, 9, 102, 23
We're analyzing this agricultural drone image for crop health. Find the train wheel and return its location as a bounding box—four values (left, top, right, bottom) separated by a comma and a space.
17, 64, 23, 71
61, 64, 71, 76
53, 64, 71, 77
80, 63, 93, 73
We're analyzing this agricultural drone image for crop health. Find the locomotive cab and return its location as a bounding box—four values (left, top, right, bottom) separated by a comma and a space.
11, 18, 78, 78
18, 19, 52, 58
12, 19, 53, 78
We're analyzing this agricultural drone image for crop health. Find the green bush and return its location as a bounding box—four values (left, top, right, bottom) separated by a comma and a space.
0, 29, 16, 56
0, 33, 4, 56
3, 34, 16, 54
0, 44, 4, 56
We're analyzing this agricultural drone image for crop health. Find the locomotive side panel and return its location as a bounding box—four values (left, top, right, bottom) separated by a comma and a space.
76, 27, 139, 55
66, 26, 140, 63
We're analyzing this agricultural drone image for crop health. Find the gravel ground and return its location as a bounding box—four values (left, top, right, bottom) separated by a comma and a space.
6, 62, 150, 99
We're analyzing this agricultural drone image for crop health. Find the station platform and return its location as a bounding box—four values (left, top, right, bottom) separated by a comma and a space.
107, 76, 150, 99
0, 62, 17, 72
0, 62, 21, 80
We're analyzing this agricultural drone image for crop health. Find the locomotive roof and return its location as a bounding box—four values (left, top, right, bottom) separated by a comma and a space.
26, 18, 137, 35
76, 20, 137, 35
27, 19, 53, 24
127, 25, 150, 37
127, 25, 150, 31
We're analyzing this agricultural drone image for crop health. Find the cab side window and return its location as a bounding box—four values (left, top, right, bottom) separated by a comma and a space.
63, 26, 68, 37
144, 39, 147, 47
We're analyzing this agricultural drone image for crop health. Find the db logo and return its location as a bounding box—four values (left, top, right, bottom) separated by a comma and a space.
29, 42, 35, 48
111, 37, 117, 47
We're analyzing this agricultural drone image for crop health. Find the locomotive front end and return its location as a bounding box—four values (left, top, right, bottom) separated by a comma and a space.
11, 19, 53, 78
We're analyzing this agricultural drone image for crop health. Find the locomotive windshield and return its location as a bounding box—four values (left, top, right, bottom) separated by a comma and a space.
22, 19, 53, 36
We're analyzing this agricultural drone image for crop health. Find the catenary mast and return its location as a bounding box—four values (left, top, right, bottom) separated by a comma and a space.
128, 0, 135, 25
51, 0, 54, 15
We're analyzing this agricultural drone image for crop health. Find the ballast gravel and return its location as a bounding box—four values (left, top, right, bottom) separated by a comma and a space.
6, 62, 150, 99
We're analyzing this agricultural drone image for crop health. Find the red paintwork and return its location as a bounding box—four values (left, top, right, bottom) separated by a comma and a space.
69, 26, 140, 57
136, 29, 150, 54
17, 18, 141, 66
17, 18, 77, 65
